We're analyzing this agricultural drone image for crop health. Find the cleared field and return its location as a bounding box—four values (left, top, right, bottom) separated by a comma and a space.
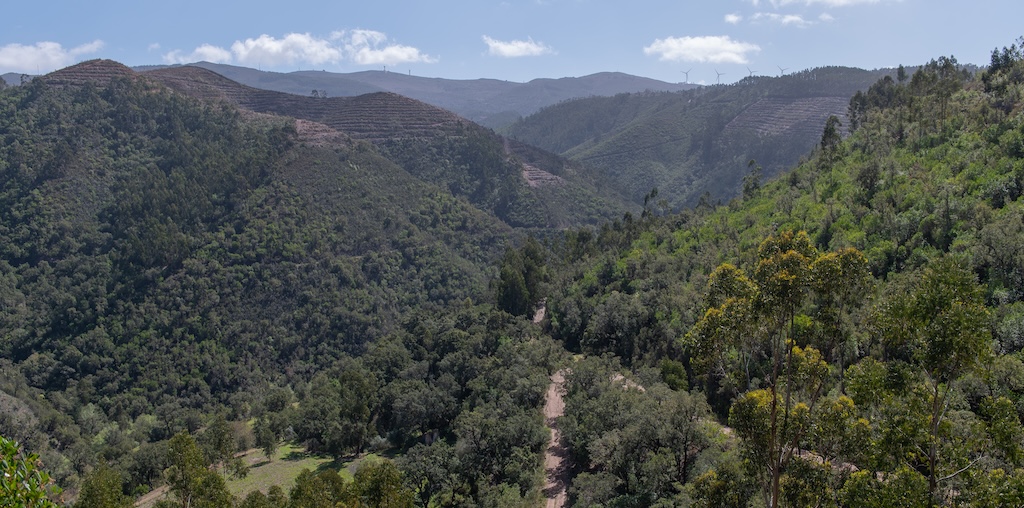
225, 444, 346, 498
135, 444, 380, 507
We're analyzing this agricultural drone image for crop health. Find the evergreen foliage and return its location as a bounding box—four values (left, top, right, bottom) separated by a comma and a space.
6, 38, 1024, 507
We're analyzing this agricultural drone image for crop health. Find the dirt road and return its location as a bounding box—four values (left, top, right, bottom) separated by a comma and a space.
543, 369, 569, 508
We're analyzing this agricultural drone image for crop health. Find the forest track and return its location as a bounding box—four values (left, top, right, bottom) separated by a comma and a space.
543, 369, 570, 508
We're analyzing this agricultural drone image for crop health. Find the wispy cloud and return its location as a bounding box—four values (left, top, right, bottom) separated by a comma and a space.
724, 13, 743, 24
163, 30, 435, 68
643, 35, 760, 64
752, 12, 814, 27
482, 36, 553, 58
0, 40, 104, 73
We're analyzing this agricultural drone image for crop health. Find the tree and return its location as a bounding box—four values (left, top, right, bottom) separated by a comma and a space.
289, 469, 347, 508
74, 463, 132, 508
295, 365, 376, 457
873, 257, 992, 502
848, 91, 868, 133
689, 232, 873, 508
162, 431, 233, 508
495, 238, 547, 317
686, 262, 758, 393
254, 416, 278, 461
688, 457, 754, 508
347, 460, 414, 508
0, 435, 60, 507
810, 247, 871, 391
397, 442, 462, 507
743, 159, 762, 200
199, 413, 246, 478
820, 115, 843, 167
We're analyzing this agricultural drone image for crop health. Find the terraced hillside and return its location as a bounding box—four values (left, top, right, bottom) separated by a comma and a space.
508, 67, 892, 207
144, 66, 467, 142
138, 64, 634, 228
725, 96, 851, 137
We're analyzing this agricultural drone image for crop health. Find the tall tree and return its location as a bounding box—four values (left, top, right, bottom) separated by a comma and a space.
873, 257, 991, 502
161, 431, 233, 508
690, 232, 872, 508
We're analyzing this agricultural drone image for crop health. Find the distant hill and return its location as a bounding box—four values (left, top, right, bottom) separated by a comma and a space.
137, 63, 633, 229
506, 66, 895, 208
136, 62, 695, 128
1, 72, 26, 86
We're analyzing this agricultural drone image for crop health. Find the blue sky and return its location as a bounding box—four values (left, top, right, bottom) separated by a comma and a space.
2, 0, 1021, 84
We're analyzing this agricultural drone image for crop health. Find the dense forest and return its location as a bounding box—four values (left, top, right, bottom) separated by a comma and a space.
3, 36, 1024, 507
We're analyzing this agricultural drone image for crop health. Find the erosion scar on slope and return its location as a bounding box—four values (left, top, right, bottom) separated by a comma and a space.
543, 369, 569, 508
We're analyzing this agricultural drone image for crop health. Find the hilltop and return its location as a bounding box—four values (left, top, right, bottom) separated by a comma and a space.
131, 62, 635, 229
136, 62, 695, 128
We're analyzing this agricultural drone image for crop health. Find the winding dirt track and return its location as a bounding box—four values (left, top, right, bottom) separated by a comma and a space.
542, 370, 569, 508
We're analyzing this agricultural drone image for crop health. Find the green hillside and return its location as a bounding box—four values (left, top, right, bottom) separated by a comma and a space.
141, 63, 634, 230
506, 67, 895, 209
5, 39, 1024, 508
0, 65, 565, 506
536, 46, 1024, 506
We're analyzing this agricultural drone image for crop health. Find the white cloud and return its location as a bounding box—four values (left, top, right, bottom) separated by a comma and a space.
643, 35, 760, 64
161, 30, 435, 69
482, 36, 554, 58
148, 43, 161, 52
231, 33, 343, 66
342, 29, 436, 65
724, 13, 743, 24
0, 40, 104, 73
163, 44, 233, 64
752, 12, 813, 27
819, 13, 836, 21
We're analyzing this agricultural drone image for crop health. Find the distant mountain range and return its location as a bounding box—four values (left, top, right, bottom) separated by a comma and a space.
132, 62, 696, 128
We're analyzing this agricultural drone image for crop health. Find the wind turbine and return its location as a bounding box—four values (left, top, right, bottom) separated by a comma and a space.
681, 68, 692, 84
714, 69, 725, 85
777, 65, 789, 76
746, 66, 757, 78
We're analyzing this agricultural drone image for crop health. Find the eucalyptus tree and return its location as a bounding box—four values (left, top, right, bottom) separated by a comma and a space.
688, 231, 872, 508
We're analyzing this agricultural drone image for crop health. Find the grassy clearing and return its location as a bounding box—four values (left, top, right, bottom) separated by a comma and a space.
225, 443, 344, 498
135, 444, 395, 506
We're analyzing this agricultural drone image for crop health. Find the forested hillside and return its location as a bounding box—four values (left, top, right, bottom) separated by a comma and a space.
506, 67, 893, 209
536, 42, 1024, 506
5, 37, 1024, 508
140, 63, 633, 230
0, 63, 568, 507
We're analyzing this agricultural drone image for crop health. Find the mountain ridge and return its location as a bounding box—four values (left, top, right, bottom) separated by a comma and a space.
508, 66, 895, 208
135, 61, 696, 128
